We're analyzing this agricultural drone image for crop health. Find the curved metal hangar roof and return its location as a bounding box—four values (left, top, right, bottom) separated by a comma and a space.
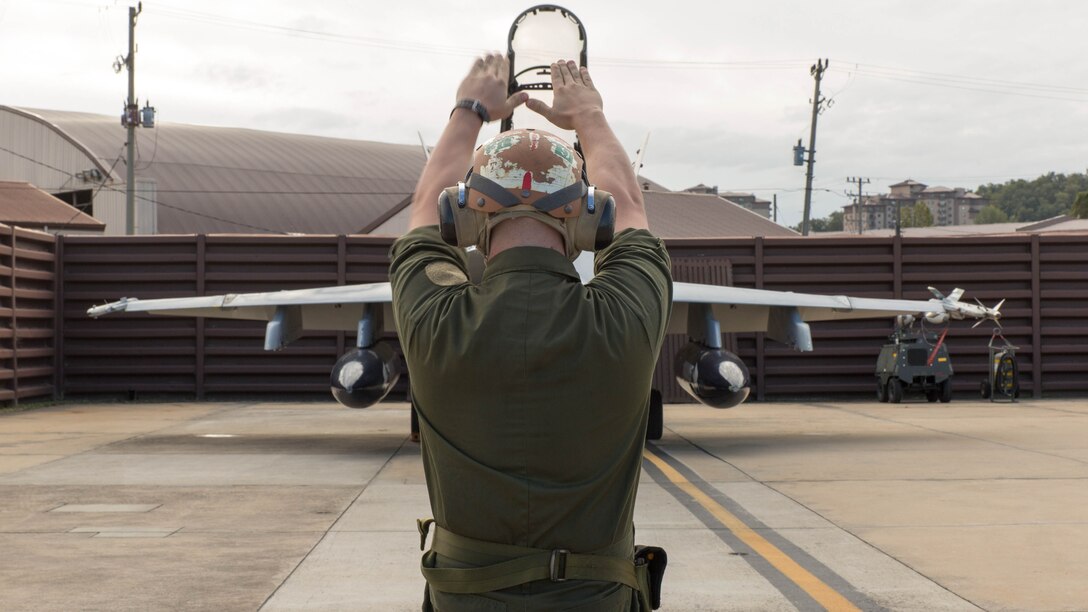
7, 107, 425, 235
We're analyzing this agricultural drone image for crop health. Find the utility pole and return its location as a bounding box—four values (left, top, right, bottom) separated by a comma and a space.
115, 2, 150, 235
800, 59, 829, 237
846, 176, 870, 234
124, 4, 141, 235
772, 193, 777, 224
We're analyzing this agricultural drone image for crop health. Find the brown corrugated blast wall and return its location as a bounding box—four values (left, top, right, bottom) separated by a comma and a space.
60, 234, 397, 400
0, 225, 57, 404
56, 232, 1088, 403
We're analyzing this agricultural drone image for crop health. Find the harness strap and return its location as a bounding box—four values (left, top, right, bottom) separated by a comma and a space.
466, 174, 520, 207
419, 522, 649, 609
532, 182, 588, 213
466, 173, 588, 213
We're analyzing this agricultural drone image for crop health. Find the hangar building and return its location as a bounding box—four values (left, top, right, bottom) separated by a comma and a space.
1, 106, 425, 236
1, 105, 794, 239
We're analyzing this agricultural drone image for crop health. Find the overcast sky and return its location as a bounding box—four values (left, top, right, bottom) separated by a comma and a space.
3, 0, 1087, 228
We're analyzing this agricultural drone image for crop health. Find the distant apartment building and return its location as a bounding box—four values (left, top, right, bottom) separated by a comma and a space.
683, 184, 774, 219
843, 179, 988, 232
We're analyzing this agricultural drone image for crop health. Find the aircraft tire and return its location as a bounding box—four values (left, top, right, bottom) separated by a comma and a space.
646, 389, 663, 441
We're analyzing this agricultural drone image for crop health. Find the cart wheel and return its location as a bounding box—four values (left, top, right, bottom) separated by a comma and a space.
926, 389, 939, 402
939, 379, 952, 403
980, 380, 991, 399
646, 389, 663, 441
877, 379, 888, 403
887, 378, 903, 404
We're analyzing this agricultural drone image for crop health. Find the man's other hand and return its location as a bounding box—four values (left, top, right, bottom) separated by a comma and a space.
526, 60, 604, 131
456, 53, 527, 122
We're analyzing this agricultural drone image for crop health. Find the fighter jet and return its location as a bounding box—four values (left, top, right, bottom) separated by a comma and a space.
87, 255, 1001, 420
87, 5, 1004, 435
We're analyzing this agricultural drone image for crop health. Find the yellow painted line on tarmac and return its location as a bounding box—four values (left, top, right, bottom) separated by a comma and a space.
643, 449, 861, 612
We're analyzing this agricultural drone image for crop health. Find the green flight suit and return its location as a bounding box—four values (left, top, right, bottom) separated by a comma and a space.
390, 226, 672, 611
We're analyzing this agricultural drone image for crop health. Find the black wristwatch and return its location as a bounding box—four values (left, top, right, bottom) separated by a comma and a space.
450, 99, 491, 123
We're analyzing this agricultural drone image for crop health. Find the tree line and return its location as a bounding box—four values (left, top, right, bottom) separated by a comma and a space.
799, 171, 1088, 231
977, 171, 1088, 222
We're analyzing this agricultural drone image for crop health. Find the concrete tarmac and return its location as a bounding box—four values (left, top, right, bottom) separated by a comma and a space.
1, 398, 1086, 611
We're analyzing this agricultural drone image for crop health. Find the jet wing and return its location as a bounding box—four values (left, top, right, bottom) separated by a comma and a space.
88, 278, 960, 353
669, 282, 947, 351
88, 283, 395, 334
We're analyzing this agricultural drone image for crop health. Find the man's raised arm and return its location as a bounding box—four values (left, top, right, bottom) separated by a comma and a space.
526, 60, 648, 232
408, 54, 527, 230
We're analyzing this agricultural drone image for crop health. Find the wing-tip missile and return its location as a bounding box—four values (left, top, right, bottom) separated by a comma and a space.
922, 288, 1003, 326
87, 298, 135, 318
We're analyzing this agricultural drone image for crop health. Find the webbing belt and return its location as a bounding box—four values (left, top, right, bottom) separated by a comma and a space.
466, 173, 588, 212
417, 519, 651, 610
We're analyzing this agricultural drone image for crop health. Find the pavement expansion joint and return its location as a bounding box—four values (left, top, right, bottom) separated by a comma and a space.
69, 526, 181, 538
2, 400, 1085, 611
49, 503, 161, 513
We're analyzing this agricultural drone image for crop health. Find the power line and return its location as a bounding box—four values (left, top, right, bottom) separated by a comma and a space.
0, 144, 415, 196
151, 6, 1088, 100
866, 172, 1076, 183
95, 182, 292, 234
57, 148, 126, 229
834, 61, 1088, 102
0, 144, 287, 234
593, 57, 809, 71
130, 159, 420, 184
31, 0, 1088, 103
154, 5, 811, 72
0, 144, 79, 180
152, 5, 485, 57
134, 121, 160, 171
845, 176, 870, 235
835, 59, 1088, 95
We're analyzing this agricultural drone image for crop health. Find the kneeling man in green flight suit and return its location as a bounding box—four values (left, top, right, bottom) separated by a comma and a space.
390, 53, 672, 611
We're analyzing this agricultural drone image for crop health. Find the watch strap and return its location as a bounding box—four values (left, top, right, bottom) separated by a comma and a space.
450, 99, 491, 123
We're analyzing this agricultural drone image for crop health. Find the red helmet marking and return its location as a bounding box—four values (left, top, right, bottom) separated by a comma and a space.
522, 171, 533, 192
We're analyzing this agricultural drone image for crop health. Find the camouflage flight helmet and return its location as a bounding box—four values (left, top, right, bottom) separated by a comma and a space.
438, 128, 615, 259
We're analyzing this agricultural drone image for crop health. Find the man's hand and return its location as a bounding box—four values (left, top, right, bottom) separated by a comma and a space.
526, 60, 604, 131
408, 55, 525, 230
527, 60, 648, 232
455, 53, 527, 122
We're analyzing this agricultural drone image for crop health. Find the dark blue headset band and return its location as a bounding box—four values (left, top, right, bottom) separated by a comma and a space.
466, 173, 588, 213
466, 174, 520, 207
534, 182, 589, 212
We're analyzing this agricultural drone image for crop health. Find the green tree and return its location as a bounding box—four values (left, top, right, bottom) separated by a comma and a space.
794, 210, 843, 232
977, 172, 1088, 221
1073, 191, 1088, 219
975, 204, 1009, 224
812, 211, 844, 232
901, 202, 934, 228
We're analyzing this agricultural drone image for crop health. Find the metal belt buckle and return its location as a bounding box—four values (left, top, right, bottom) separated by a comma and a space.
549, 549, 570, 582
